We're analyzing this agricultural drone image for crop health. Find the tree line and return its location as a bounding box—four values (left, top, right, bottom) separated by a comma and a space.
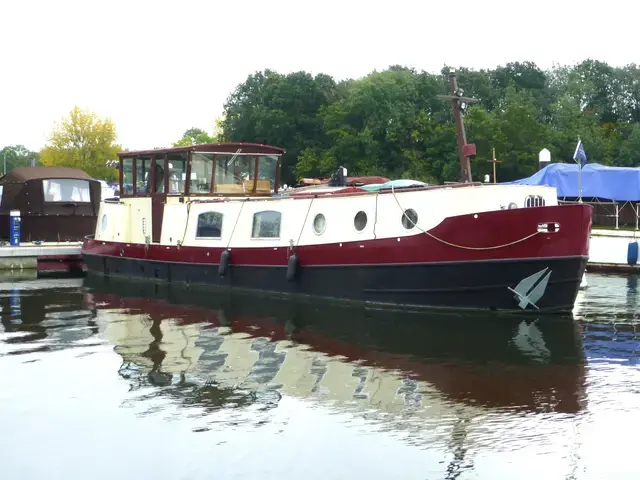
220, 60, 640, 185
9, 59, 640, 184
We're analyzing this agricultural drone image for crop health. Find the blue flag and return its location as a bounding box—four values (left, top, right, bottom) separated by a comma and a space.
573, 140, 587, 168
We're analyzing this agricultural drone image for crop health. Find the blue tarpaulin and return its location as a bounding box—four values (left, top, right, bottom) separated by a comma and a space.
505, 163, 640, 201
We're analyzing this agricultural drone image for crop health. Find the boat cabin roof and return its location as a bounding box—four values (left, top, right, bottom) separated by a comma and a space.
0, 166, 97, 183
118, 142, 286, 158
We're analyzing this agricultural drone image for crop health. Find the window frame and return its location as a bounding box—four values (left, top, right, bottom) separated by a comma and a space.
353, 210, 368, 233
312, 213, 326, 235
401, 208, 419, 230
251, 210, 282, 240
195, 211, 224, 239
42, 178, 92, 204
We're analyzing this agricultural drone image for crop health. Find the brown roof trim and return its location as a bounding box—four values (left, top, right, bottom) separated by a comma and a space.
0, 166, 97, 183
117, 142, 287, 158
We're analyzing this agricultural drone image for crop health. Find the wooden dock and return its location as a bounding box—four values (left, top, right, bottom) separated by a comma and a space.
0, 242, 84, 274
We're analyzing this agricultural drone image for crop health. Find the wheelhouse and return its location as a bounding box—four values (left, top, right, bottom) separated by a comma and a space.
117, 142, 286, 198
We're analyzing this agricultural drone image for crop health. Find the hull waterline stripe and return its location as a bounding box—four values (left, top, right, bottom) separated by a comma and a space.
84, 269, 578, 315
82, 252, 588, 268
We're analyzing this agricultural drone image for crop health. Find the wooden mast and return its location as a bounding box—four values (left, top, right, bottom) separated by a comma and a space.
438, 69, 479, 183
488, 147, 502, 183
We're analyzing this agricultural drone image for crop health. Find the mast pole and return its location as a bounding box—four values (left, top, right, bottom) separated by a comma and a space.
493, 148, 497, 184
449, 72, 472, 183
489, 147, 502, 184
437, 69, 478, 184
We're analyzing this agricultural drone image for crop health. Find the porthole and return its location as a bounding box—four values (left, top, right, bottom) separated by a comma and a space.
354, 211, 367, 231
100, 214, 108, 232
508, 202, 518, 209
401, 209, 418, 229
312, 213, 326, 235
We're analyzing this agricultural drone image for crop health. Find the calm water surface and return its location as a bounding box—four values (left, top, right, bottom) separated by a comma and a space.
0, 273, 638, 479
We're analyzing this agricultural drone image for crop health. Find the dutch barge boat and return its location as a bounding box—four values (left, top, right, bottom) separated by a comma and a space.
82, 72, 593, 312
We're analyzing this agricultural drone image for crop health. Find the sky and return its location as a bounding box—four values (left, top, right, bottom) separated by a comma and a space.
1, 0, 638, 152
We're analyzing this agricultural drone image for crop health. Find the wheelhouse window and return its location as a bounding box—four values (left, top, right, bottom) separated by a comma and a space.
137, 156, 152, 194
43, 179, 91, 202
122, 157, 134, 195
154, 156, 166, 193
251, 210, 281, 238
214, 154, 256, 194
256, 155, 278, 193
167, 153, 188, 194
190, 153, 213, 194
196, 211, 223, 238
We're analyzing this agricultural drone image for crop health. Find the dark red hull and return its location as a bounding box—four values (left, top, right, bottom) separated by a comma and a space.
82, 204, 593, 312
37, 254, 86, 275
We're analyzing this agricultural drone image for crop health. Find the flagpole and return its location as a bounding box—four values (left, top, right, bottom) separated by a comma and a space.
578, 166, 582, 203
574, 136, 583, 203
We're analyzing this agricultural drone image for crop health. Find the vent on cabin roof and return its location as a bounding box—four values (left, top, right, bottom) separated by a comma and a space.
525, 195, 545, 208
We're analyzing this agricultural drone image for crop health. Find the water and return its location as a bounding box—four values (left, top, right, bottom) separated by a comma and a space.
0, 273, 638, 480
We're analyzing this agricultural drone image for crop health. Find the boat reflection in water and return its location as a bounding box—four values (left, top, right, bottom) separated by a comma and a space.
82, 276, 587, 422
0, 277, 93, 350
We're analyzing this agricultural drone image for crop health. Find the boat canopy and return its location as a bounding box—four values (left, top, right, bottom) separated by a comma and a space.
505, 163, 640, 202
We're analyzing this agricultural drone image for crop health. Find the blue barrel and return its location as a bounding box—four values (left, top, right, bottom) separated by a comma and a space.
9, 210, 21, 246
627, 241, 638, 266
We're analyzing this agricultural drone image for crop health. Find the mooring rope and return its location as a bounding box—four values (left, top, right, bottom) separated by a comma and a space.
390, 186, 540, 250
226, 198, 247, 250
295, 195, 316, 247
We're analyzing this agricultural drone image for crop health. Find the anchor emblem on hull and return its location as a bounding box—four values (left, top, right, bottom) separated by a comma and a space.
508, 268, 552, 310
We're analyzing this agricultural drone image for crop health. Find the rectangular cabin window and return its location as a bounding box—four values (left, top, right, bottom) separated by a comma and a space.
43, 179, 91, 203
190, 153, 213, 194
136, 156, 152, 194
214, 154, 256, 194
122, 157, 134, 195
251, 210, 281, 238
256, 155, 278, 193
167, 153, 188, 195
196, 212, 223, 238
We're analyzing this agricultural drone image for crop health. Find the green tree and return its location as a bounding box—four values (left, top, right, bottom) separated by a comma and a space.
467, 85, 553, 181
222, 70, 339, 185
220, 59, 640, 185
173, 127, 218, 146
616, 64, 640, 123
617, 123, 640, 167
297, 68, 457, 182
40, 107, 121, 180
0, 145, 41, 174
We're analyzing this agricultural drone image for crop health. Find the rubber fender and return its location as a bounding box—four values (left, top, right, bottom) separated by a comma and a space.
286, 254, 299, 282
219, 249, 231, 277
628, 241, 638, 266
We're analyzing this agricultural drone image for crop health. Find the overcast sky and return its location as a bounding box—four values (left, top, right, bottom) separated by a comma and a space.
1, 0, 638, 152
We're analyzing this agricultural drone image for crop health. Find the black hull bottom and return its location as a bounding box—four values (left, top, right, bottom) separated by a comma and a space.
83, 254, 588, 313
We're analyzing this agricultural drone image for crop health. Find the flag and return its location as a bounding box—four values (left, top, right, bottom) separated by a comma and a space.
573, 139, 587, 168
